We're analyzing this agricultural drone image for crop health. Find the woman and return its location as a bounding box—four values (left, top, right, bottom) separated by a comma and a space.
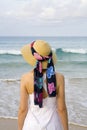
18, 40, 68, 130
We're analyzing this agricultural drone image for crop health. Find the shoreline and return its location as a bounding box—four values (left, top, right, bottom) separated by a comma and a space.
0, 117, 87, 130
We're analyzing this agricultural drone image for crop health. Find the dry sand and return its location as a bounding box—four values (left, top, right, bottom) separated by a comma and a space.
0, 118, 87, 130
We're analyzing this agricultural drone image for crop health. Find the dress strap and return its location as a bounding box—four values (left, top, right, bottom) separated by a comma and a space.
43, 73, 47, 93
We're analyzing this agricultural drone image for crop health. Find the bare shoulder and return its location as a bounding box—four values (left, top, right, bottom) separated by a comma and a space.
56, 72, 64, 79
20, 70, 34, 94
56, 72, 65, 87
20, 70, 33, 86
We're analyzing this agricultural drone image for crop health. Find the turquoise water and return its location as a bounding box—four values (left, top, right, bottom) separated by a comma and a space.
0, 36, 87, 126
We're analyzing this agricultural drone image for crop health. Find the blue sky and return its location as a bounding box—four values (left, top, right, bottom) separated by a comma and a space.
0, 0, 87, 36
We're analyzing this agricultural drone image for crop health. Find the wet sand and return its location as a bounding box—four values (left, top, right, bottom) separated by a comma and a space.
0, 118, 87, 130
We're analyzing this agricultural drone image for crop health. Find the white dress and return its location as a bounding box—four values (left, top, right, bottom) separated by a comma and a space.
22, 74, 64, 130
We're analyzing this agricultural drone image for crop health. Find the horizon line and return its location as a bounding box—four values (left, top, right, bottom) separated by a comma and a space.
0, 35, 87, 37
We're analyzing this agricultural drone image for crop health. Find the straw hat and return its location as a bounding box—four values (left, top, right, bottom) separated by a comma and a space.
21, 40, 57, 69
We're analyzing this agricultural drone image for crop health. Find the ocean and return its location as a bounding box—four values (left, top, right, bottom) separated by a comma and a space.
0, 36, 87, 126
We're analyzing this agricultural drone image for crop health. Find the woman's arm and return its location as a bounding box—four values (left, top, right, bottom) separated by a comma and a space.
57, 74, 69, 130
18, 76, 28, 130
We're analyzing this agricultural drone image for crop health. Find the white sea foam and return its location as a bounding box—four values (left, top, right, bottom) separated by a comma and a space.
69, 122, 87, 127
52, 47, 56, 52
0, 49, 21, 55
0, 78, 20, 82
0, 48, 87, 55
0, 116, 17, 120
62, 48, 87, 54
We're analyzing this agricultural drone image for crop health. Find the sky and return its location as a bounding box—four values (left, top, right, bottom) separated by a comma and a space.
0, 0, 87, 36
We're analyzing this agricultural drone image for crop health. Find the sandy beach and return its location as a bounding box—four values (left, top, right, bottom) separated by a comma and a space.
0, 118, 87, 130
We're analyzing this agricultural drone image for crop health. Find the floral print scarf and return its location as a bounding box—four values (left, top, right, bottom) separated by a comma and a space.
31, 41, 56, 108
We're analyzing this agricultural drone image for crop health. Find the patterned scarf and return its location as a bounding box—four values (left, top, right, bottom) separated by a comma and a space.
31, 41, 56, 108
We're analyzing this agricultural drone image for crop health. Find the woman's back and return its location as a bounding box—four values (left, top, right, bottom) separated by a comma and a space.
18, 40, 68, 130
22, 71, 63, 130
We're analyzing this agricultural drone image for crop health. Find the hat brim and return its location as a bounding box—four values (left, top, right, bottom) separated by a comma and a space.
21, 44, 57, 69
